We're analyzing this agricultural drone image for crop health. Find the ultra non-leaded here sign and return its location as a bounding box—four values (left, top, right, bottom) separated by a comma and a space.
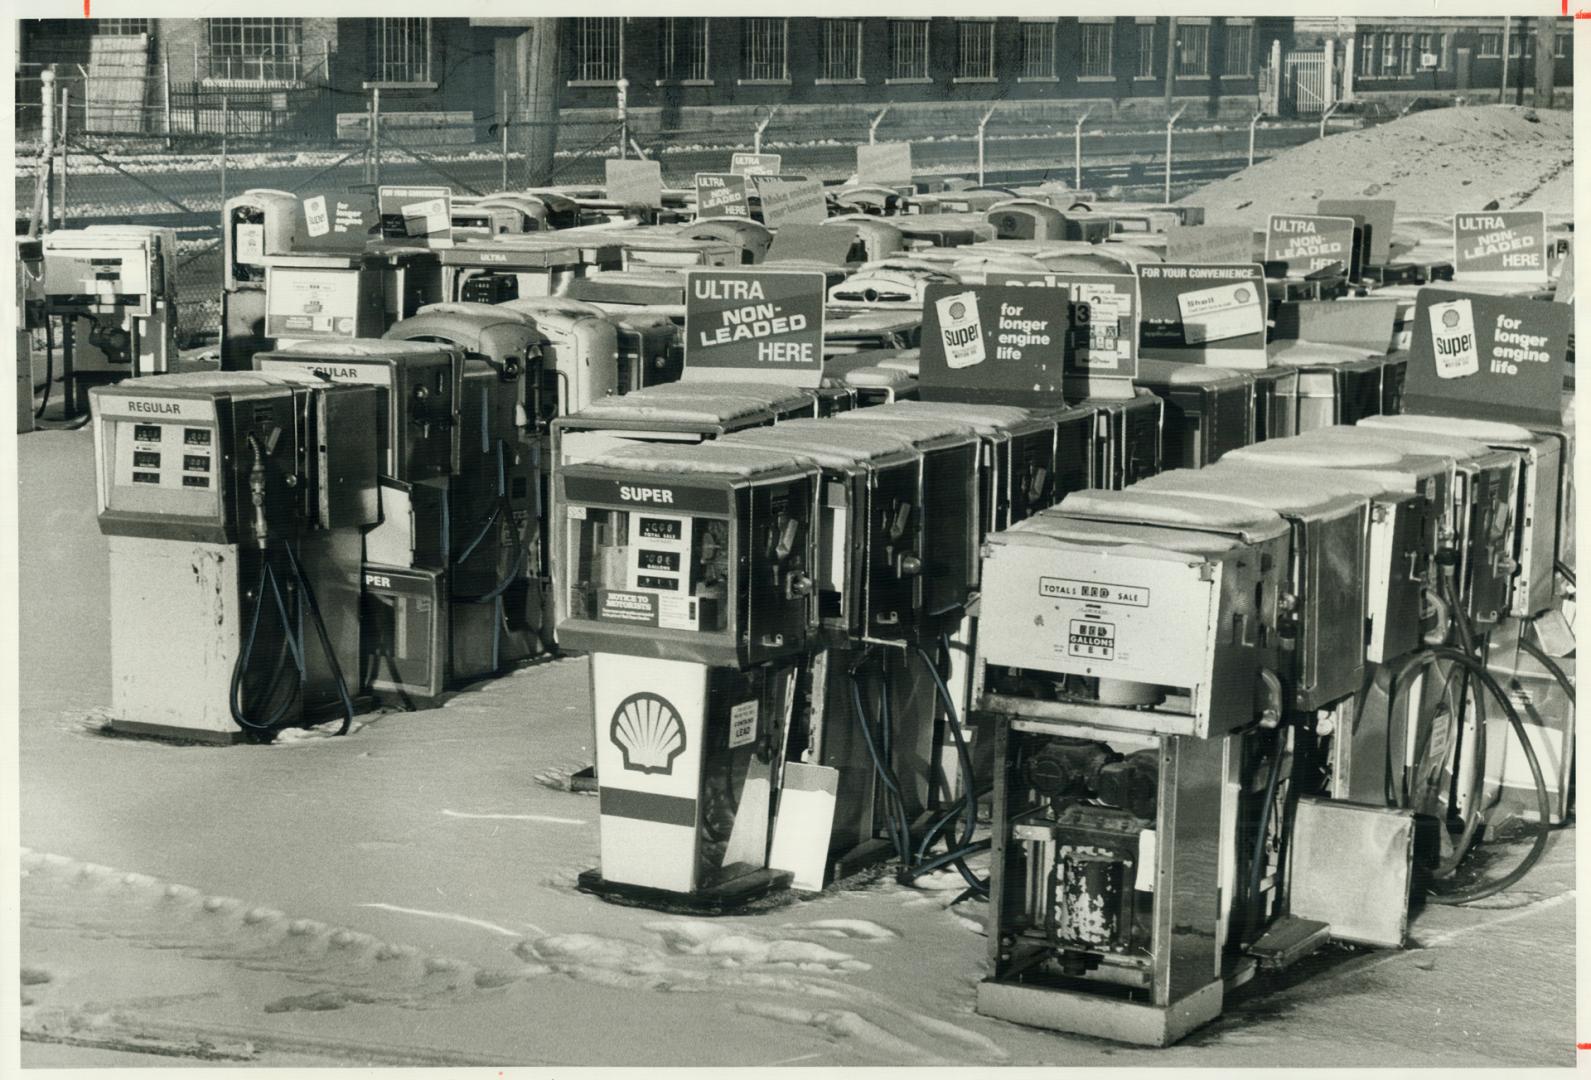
695, 173, 750, 219
1405, 287, 1569, 427
730, 153, 782, 176
1137, 263, 1268, 369
1453, 210, 1549, 284
1265, 214, 1355, 277
683, 269, 826, 387
918, 283, 1070, 406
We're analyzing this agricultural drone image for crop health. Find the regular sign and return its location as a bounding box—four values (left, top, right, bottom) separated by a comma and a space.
605, 158, 664, 209
918, 283, 1070, 407
993, 272, 1140, 386
695, 173, 750, 219
1265, 214, 1355, 277
683, 269, 827, 388
378, 185, 451, 242
1405, 288, 1569, 427
1137, 263, 1268, 369
751, 175, 827, 228
1453, 210, 1549, 284
730, 153, 782, 176
856, 142, 913, 186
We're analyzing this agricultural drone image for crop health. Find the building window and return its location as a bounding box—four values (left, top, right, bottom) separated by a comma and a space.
1020, 21, 1057, 79
663, 18, 709, 82
1137, 23, 1156, 78
1416, 32, 1439, 72
373, 19, 432, 85
1078, 22, 1113, 79
1508, 32, 1536, 59
1382, 33, 1399, 73
957, 20, 996, 80
207, 18, 303, 82
95, 19, 150, 35
1224, 23, 1253, 76
1400, 32, 1416, 76
820, 19, 863, 81
743, 18, 788, 81
889, 20, 930, 80
1556, 31, 1571, 58
1360, 34, 1378, 77
572, 18, 622, 82
1478, 32, 1502, 58
1176, 24, 1210, 77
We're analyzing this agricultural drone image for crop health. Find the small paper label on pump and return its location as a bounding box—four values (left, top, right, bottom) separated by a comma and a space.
936, 292, 986, 369
1176, 282, 1263, 344
1429, 298, 1480, 379
728, 700, 758, 749
236, 224, 265, 264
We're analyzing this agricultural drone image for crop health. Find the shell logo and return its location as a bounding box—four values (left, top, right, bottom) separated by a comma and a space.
1233, 287, 1253, 305
1442, 308, 1462, 329
948, 300, 967, 320
610, 692, 688, 775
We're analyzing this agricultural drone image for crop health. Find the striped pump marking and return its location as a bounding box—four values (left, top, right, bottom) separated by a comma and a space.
599, 786, 697, 827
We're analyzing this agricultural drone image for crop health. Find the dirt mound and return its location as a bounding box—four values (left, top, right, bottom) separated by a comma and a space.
1182, 105, 1573, 227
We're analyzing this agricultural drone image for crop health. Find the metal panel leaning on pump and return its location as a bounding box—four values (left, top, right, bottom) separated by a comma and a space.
973, 490, 1302, 1045
718, 418, 987, 889
89, 371, 378, 743
383, 305, 553, 679
39, 225, 180, 415
252, 340, 462, 703
555, 440, 822, 909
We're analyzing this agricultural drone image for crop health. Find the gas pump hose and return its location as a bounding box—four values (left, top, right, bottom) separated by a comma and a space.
900, 639, 989, 897
454, 439, 530, 605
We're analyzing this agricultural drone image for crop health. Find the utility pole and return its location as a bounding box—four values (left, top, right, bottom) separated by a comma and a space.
1164, 18, 1178, 111
1500, 16, 1511, 104
518, 18, 561, 186
1534, 16, 1557, 107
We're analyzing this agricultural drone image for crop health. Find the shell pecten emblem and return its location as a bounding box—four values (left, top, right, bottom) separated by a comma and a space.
610, 692, 688, 776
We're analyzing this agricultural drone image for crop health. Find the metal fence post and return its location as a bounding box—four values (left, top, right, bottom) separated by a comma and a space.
162, 56, 173, 148
976, 106, 997, 188
616, 78, 629, 160
754, 106, 778, 155
40, 68, 55, 231
868, 105, 890, 145
371, 86, 382, 187
1073, 106, 1093, 190
1163, 104, 1186, 204
220, 94, 229, 205
1319, 100, 1340, 140
501, 90, 510, 190
1248, 110, 1262, 167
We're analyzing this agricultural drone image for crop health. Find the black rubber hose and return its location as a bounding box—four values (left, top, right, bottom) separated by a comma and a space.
35, 319, 52, 419
1246, 730, 1288, 929
1555, 559, 1576, 588
848, 669, 910, 864
284, 542, 357, 737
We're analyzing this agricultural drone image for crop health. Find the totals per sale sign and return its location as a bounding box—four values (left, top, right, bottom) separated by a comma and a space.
683, 269, 827, 387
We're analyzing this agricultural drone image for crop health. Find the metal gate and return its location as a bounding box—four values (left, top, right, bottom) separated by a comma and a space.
1283, 50, 1329, 115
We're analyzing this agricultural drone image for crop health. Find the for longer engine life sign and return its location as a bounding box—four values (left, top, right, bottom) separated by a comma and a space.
1453, 210, 1549, 284
918, 283, 1070, 407
1265, 214, 1356, 277
1137, 263, 1268, 369
992, 272, 1140, 394
682, 269, 826, 388
695, 173, 750, 219
1404, 288, 1570, 428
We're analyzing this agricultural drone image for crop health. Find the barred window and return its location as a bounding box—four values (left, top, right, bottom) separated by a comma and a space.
95, 20, 150, 36
1382, 33, 1399, 72
820, 19, 863, 81
373, 19, 432, 84
1400, 33, 1416, 75
957, 20, 995, 79
1477, 32, 1501, 58
1416, 32, 1438, 70
663, 18, 709, 82
1508, 31, 1535, 59
1360, 34, 1378, 76
1137, 23, 1156, 78
573, 18, 623, 82
1078, 23, 1113, 78
743, 18, 788, 81
207, 18, 303, 82
1556, 31, 1571, 59
1020, 21, 1057, 79
1176, 24, 1210, 77
890, 20, 930, 80
1224, 23, 1253, 75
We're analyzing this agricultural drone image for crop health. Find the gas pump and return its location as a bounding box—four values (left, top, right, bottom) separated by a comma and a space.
438, 239, 587, 306
499, 296, 681, 395
975, 493, 1296, 1045
384, 307, 552, 677
261, 246, 442, 352
90, 371, 378, 742
492, 298, 622, 423
677, 219, 774, 266
17, 238, 44, 431
253, 339, 463, 702
557, 440, 821, 906
987, 200, 1070, 242
222, 189, 297, 370
1267, 341, 1390, 432
828, 261, 961, 311
1088, 391, 1165, 489
1132, 360, 1256, 471
450, 201, 523, 237
40, 226, 180, 412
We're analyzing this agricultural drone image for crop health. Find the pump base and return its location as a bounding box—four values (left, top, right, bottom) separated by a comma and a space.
975, 977, 1222, 1048
106, 719, 249, 746
575, 866, 794, 916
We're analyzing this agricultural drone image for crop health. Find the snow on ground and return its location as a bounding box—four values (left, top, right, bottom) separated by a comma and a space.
15, 426, 1577, 1067
1180, 105, 1573, 228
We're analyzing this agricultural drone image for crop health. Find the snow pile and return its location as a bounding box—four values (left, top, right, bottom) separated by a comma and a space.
1181, 105, 1573, 227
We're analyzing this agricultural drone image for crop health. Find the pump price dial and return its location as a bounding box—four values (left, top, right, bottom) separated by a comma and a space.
637, 549, 681, 572
639, 517, 682, 540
